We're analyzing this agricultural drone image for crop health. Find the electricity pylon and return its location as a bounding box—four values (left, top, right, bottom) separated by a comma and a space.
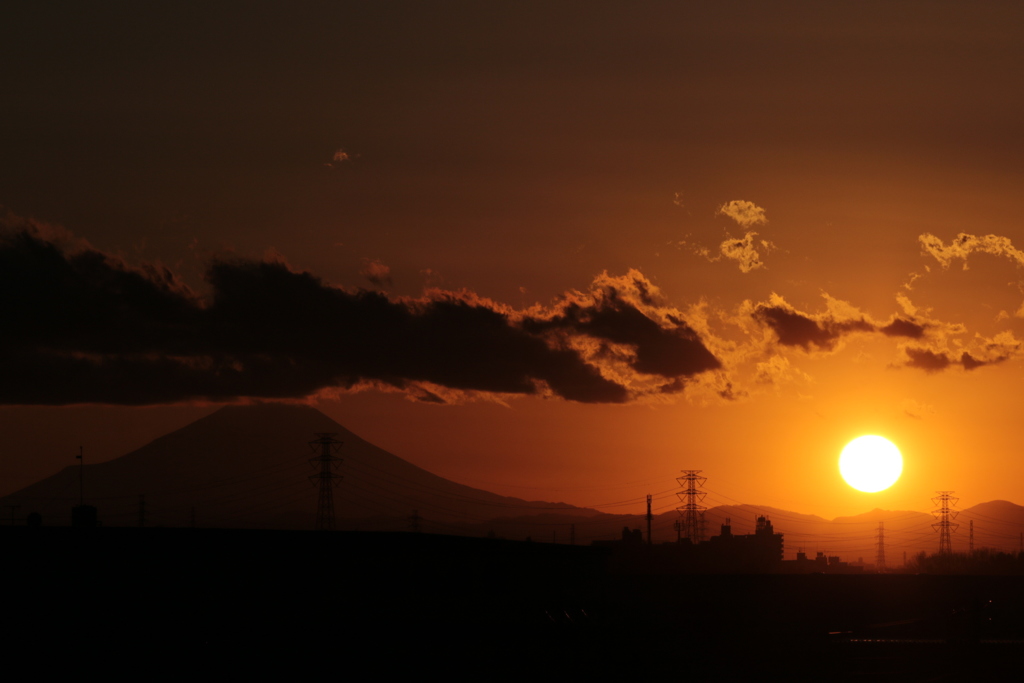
932, 491, 959, 554
676, 470, 707, 544
309, 433, 343, 530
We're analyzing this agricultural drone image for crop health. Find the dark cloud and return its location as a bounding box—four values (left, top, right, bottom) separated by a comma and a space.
753, 305, 873, 350
960, 352, 989, 371
903, 347, 952, 373
522, 288, 721, 380
753, 299, 926, 351
902, 347, 1008, 373
0, 228, 720, 405
879, 318, 926, 339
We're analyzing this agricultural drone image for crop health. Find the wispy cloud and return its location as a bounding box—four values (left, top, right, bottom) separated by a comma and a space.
754, 354, 813, 388
920, 232, 1024, 269
898, 331, 1022, 374
901, 398, 935, 420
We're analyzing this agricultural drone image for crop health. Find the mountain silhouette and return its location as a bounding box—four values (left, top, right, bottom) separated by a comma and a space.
0, 403, 596, 530
4, 403, 1023, 558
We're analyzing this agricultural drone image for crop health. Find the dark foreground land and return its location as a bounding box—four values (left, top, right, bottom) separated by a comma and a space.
4, 528, 1023, 680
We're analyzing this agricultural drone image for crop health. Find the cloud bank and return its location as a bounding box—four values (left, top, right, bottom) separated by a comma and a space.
0, 226, 721, 406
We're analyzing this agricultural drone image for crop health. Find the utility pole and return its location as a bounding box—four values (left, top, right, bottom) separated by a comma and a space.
931, 491, 959, 555
676, 470, 707, 544
76, 446, 84, 507
673, 519, 681, 542
646, 494, 653, 546
309, 433, 343, 531
71, 445, 96, 529
969, 520, 974, 554
875, 521, 886, 572
409, 509, 421, 533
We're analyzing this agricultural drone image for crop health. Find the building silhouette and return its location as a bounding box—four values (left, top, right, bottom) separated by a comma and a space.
594, 515, 784, 573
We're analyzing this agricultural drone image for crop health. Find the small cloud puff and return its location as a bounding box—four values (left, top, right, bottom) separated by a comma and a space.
718, 200, 767, 228
360, 258, 392, 287
325, 148, 354, 169
720, 231, 772, 273
754, 354, 813, 388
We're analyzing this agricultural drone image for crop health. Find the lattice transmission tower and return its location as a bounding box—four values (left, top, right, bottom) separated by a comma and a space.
932, 491, 959, 554
309, 433, 343, 530
875, 521, 886, 572
676, 470, 708, 544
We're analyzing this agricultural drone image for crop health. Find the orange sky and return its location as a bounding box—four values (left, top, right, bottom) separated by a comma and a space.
4, 2, 1024, 519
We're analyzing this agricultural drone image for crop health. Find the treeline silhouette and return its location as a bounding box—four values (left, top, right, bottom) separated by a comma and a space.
905, 548, 1024, 574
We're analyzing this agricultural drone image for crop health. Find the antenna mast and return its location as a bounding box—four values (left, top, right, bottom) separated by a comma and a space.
309, 433, 343, 531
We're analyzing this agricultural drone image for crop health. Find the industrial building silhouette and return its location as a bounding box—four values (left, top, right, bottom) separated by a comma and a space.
595, 515, 785, 573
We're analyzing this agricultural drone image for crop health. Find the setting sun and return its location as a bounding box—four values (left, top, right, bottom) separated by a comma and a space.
839, 435, 904, 493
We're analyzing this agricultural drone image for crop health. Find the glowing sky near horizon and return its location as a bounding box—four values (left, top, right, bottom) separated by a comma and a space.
4, 2, 1024, 519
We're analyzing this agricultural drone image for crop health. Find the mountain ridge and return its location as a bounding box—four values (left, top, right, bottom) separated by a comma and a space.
2, 403, 1022, 559
0, 403, 599, 530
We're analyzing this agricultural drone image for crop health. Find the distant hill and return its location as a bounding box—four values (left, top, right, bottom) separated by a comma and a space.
0, 403, 598, 531
957, 500, 1024, 551
3, 403, 1023, 560
634, 502, 1024, 562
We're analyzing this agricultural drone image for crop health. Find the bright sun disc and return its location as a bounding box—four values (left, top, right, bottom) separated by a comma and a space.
839, 435, 903, 493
